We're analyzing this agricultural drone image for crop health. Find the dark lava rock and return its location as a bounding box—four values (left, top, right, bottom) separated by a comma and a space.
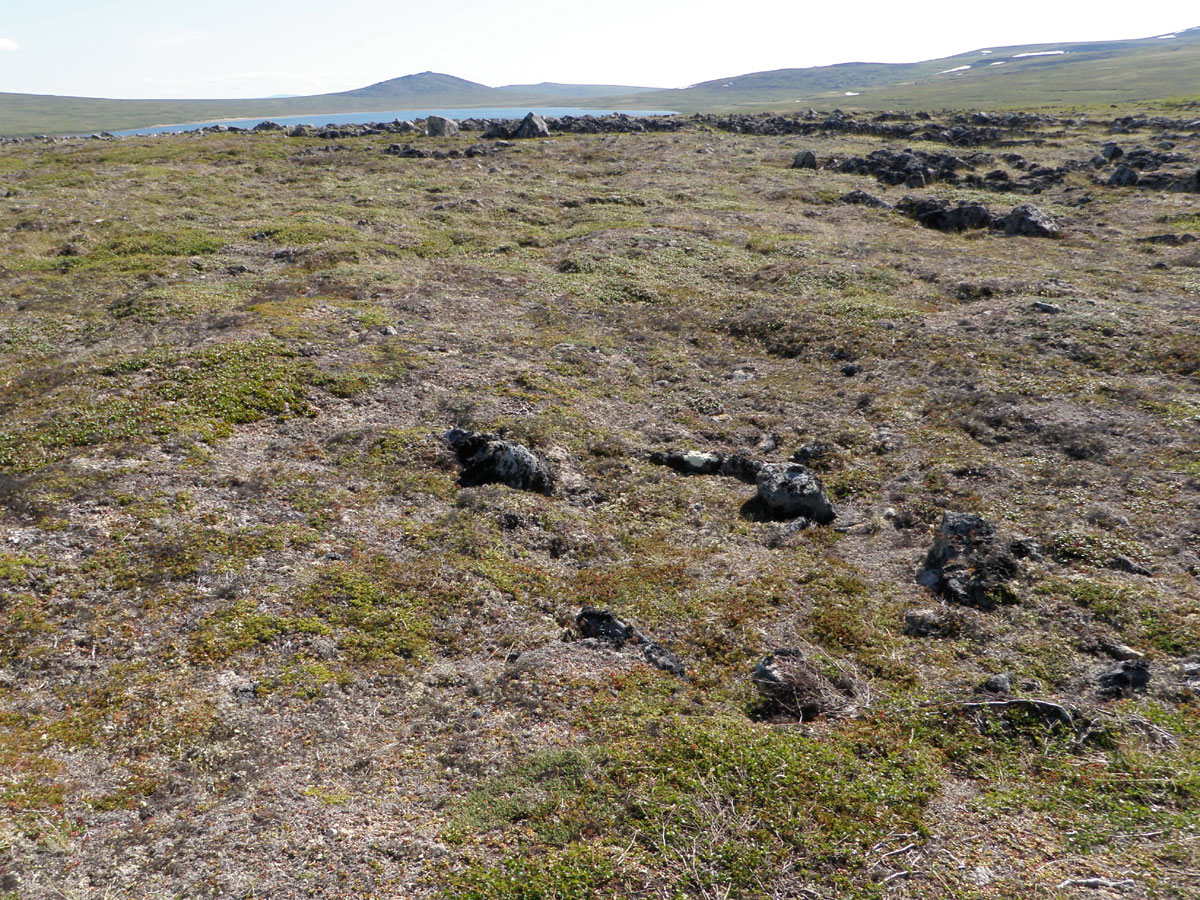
384, 144, 429, 158
576, 607, 635, 644
1108, 165, 1140, 187
791, 149, 818, 169
514, 112, 552, 139
1098, 660, 1151, 696
839, 189, 892, 209
917, 512, 1020, 610
648, 449, 762, 484
1004, 204, 1060, 238
751, 648, 864, 721
575, 607, 685, 676
755, 464, 836, 523
1100, 142, 1124, 161
1138, 233, 1199, 246
1108, 556, 1153, 577
978, 672, 1014, 694
445, 428, 555, 495
897, 196, 998, 232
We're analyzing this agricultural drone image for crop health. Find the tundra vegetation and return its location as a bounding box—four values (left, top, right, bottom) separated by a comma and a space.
0, 106, 1198, 900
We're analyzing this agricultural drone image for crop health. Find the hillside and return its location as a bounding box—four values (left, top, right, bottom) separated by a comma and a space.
3, 27, 1200, 137
0, 106, 1198, 899
608, 26, 1200, 111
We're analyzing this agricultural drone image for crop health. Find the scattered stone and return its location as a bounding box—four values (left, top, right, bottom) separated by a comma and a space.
1108, 165, 1140, 187
1108, 555, 1152, 576
513, 112, 552, 139
426, 116, 460, 137
978, 672, 1014, 694
1098, 659, 1151, 696
1004, 203, 1060, 238
648, 449, 762, 483
445, 429, 555, 495
903, 607, 956, 638
574, 607, 685, 676
1138, 233, 1199, 246
791, 149, 818, 169
838, 189, 892, 209
917, 512, 1020, 610
897, 196, 997, 232
1100, 641, 1144, 662
754, 464, 836, 523
1100, 142, 1124, 161
751, 648, 865, 721
1032, 301, 1062, 314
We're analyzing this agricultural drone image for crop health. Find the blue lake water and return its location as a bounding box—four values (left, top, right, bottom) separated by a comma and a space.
114, 107, 679, 136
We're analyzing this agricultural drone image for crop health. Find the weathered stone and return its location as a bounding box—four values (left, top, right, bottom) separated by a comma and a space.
755, 464, 836, 523
918, 512, 1019, 610
574, 607, 685, 676
446, 429, 554, 494
426, 115, 460, 137
1098, 660, 1151, 696
791, 149, 818, 169
839, 189, 892, 209
513, 112, 552, 139
1004, 203, 1060, 238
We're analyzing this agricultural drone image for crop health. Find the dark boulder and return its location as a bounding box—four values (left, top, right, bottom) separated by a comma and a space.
1108, 165, 1140, 187
1004, 204, 1060, 238
574, 607, 685, 676
1100, 142, 1124, 161
791, 149, 818, 169
917, 512, 1020, 610
755, 464, 836, 523
1098, 660, 1151, 697
897, 196, 999, 232
839, 189, 893, 209
445, 429, 555, 495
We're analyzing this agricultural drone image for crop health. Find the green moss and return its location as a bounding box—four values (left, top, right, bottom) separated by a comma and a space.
444, 712, 941, 899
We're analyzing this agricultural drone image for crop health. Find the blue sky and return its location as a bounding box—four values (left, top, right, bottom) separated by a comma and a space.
0, 1, 1196, 98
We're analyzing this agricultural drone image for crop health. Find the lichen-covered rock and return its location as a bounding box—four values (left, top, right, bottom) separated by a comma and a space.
574, 607, 685, 676
1004, 203, 1060, 238
754, 464, 836, 523
917, 512, 1020, 610
446, 429, 555, 494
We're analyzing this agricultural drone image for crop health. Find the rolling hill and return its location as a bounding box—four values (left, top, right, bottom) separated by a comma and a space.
2, 26, 1198, 137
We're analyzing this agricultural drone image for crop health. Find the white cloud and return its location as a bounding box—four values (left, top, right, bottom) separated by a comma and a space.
0, 38, 20, 52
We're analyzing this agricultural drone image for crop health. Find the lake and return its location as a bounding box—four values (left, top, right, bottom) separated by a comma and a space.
114, 107, 679, 136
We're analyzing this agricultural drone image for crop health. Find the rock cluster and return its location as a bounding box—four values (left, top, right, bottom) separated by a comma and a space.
896, 197, 1060, 237
649, 450, 836, 524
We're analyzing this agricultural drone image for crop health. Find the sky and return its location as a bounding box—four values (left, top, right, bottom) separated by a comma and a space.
0, 1, 1196, 99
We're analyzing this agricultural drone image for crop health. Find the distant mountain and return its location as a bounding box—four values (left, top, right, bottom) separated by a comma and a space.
612, 26, 1200, 110
2, 27, 1199, 137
